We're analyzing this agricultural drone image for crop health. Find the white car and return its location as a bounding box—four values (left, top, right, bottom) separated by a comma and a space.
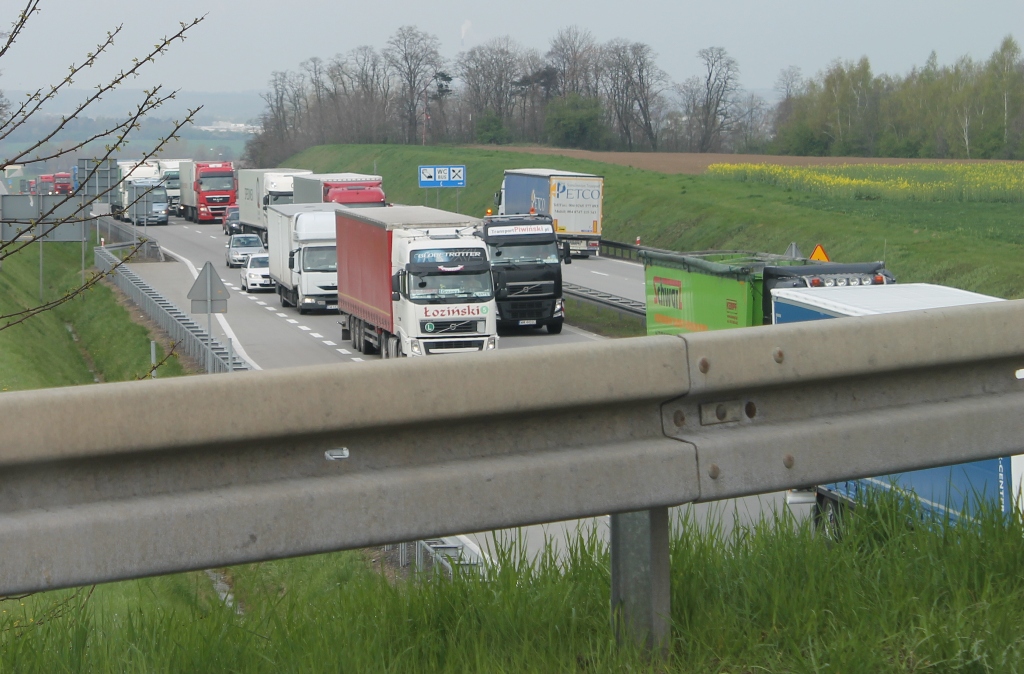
241, 253, 274, 292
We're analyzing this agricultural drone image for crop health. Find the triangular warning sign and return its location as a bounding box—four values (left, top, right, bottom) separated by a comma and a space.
188, 261, 230, 313
809, 244, 830, 262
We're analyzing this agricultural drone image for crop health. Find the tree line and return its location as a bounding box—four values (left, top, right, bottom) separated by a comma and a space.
244, 27, 1024, 166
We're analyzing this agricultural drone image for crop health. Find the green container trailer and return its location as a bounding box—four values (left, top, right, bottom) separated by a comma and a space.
639, 249, 895, 335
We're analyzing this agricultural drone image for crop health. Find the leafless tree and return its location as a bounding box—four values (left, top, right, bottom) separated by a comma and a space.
693, 46, 741, 152
602, 40, 638, 150
0, 1, 203, 331
383, 25, 444, 145
547, 26, 601, 99
628, 42, 667, 150
458, 36, 526, 124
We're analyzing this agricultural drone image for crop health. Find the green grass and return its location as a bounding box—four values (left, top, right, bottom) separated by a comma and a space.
0, 242, 185, 391
563, 297, 646, 338
288, 145, 1024, 299
6, 494, 1024, 671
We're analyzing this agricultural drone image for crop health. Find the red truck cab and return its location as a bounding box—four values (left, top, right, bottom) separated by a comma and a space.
324, 179, 386, 207
54, 172, 72, 194
191, 162, 236, 223
37, 174, 55, 194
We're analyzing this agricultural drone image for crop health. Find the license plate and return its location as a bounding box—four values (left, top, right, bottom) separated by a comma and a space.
327, 305, 338, 310
518, 319, 537, 326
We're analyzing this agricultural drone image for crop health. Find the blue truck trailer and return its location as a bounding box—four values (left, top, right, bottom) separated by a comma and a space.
772, 283, 1019, 525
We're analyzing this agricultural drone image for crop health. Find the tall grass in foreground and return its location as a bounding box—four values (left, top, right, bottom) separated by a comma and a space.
4, 492, 1024, 671
709, 162, 1024, 203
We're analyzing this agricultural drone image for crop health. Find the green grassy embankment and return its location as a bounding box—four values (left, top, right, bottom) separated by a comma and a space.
0, 242, 185, 391
6, 494, 1024, 671
289, 144, 1024, 299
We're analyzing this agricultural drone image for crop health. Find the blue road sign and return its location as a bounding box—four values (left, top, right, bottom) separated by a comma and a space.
418, 165, 466, 189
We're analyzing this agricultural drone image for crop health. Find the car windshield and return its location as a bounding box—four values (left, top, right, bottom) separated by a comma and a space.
232, 236, 262, 248
144, 188, 168, 202
409, 271, 493, 302
199, 174, 234, 191
302, 246, 336, 273
248, 257, 269, 268
489, 242, 559, 264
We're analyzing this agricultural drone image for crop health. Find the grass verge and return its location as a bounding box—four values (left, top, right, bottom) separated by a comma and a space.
564, 297, 645, 338
5, 493, 1024, 671
0, 242, 185, 391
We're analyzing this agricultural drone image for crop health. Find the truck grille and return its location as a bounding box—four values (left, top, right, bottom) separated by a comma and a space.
424, 339, 485, 354
207, 196, 231, 204
500, 300, 553, 320
420, 320, 479, 335
506, 280, 555, 298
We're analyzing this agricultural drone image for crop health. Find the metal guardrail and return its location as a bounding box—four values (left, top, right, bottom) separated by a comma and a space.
92, 216, 164, 260
563, 281, 646, 318
599, 239, 678, 261
2, 301, 1024, 654
95, 247, 249, 373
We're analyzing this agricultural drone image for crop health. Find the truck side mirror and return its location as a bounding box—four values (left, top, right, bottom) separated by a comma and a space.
193, 181, 200, 192
391, 271, 401, 293
495, 270, 508, 299
262, 195, 269, 206
288, 250, 296, 270
493, 191, 501, 206
562, 241, 572, 264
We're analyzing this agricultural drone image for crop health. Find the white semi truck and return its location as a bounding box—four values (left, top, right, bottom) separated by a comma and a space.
237, 168, 313, 242
266, 203, 344, 314
155, 159, 187, 215
335, 206, 498, 357
495, 169, 604, 256
113, 160, 160, 219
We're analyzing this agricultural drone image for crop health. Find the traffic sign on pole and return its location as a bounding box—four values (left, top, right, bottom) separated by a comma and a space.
418, 165, 466, 189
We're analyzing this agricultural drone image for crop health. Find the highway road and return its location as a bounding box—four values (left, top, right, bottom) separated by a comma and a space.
123, 217, 805, 564
562, 254, 646, 303
127, 216, 604, 370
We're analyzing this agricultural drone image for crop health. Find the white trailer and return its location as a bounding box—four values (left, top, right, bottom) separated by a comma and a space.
238, 168, 312, 241
496, 169, 603, 256
155, 159, 186, 215
266, 203, 345, 314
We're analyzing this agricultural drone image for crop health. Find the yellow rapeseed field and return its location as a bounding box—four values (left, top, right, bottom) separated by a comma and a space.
707, 163, 1024, 203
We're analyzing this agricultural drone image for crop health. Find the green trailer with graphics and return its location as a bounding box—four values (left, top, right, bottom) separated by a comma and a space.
640, 249, 895, 335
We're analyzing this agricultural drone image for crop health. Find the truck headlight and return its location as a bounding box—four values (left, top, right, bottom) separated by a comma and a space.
410, 339, 422, 355
485, 336, 497, 350
554, 299, 564, 317
302, 297, 316, 304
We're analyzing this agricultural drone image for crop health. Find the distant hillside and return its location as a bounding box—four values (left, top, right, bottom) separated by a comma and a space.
3, 88, 265, 124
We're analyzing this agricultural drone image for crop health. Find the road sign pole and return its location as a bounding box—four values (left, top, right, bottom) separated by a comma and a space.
206, 270, 212, 374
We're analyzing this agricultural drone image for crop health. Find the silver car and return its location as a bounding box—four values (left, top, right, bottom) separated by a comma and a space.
241, 253, 274, 292
225, 234, 265, 268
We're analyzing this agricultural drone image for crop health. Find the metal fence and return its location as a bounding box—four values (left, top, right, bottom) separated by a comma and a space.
92, 216, 164, 260
95, 247, 249, 373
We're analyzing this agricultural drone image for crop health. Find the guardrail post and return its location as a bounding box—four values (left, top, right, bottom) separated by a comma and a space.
610, 507, 670, 657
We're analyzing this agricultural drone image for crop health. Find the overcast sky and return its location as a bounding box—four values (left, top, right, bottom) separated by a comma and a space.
3, 0, 1021, 96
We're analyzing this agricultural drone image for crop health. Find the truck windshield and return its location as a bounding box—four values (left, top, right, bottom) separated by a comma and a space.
488, 242, 559, 264
302, 246, 337, 273
199, 175, 234, 191
409, 271, 493, 302
269, 193, 293, 206
163, 172, 180, 189
144, 188, 168, 202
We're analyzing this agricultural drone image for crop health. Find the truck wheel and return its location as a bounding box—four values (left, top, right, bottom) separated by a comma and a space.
547, 322, 563, 335
813, 495, 844, 541
279, 289, 292, 308
351, 318, 363, 352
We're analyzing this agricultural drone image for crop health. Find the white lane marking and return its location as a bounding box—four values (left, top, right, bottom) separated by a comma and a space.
287, 319, 298, 324
256, 301, 267, 306
601, 257, 642, 269
352, 357, 365, 362
219, 278, 228, 282
247, 296, 257, 300
323, 340, 336, 346
337, 348, 351, 355
590, 271, 609, 276
264, 306, 276, 311
310, 332, 324, 338
276, 312, 287, 317
210, 236, 216, 239
160, 246, 262, 370
298, 326, 311, 331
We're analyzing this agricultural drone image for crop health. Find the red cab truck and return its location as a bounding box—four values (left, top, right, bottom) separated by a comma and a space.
179, 160, 236, 223
54, 172, 72, 194
37, 174, 55, 194
292, 173, 386, 208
